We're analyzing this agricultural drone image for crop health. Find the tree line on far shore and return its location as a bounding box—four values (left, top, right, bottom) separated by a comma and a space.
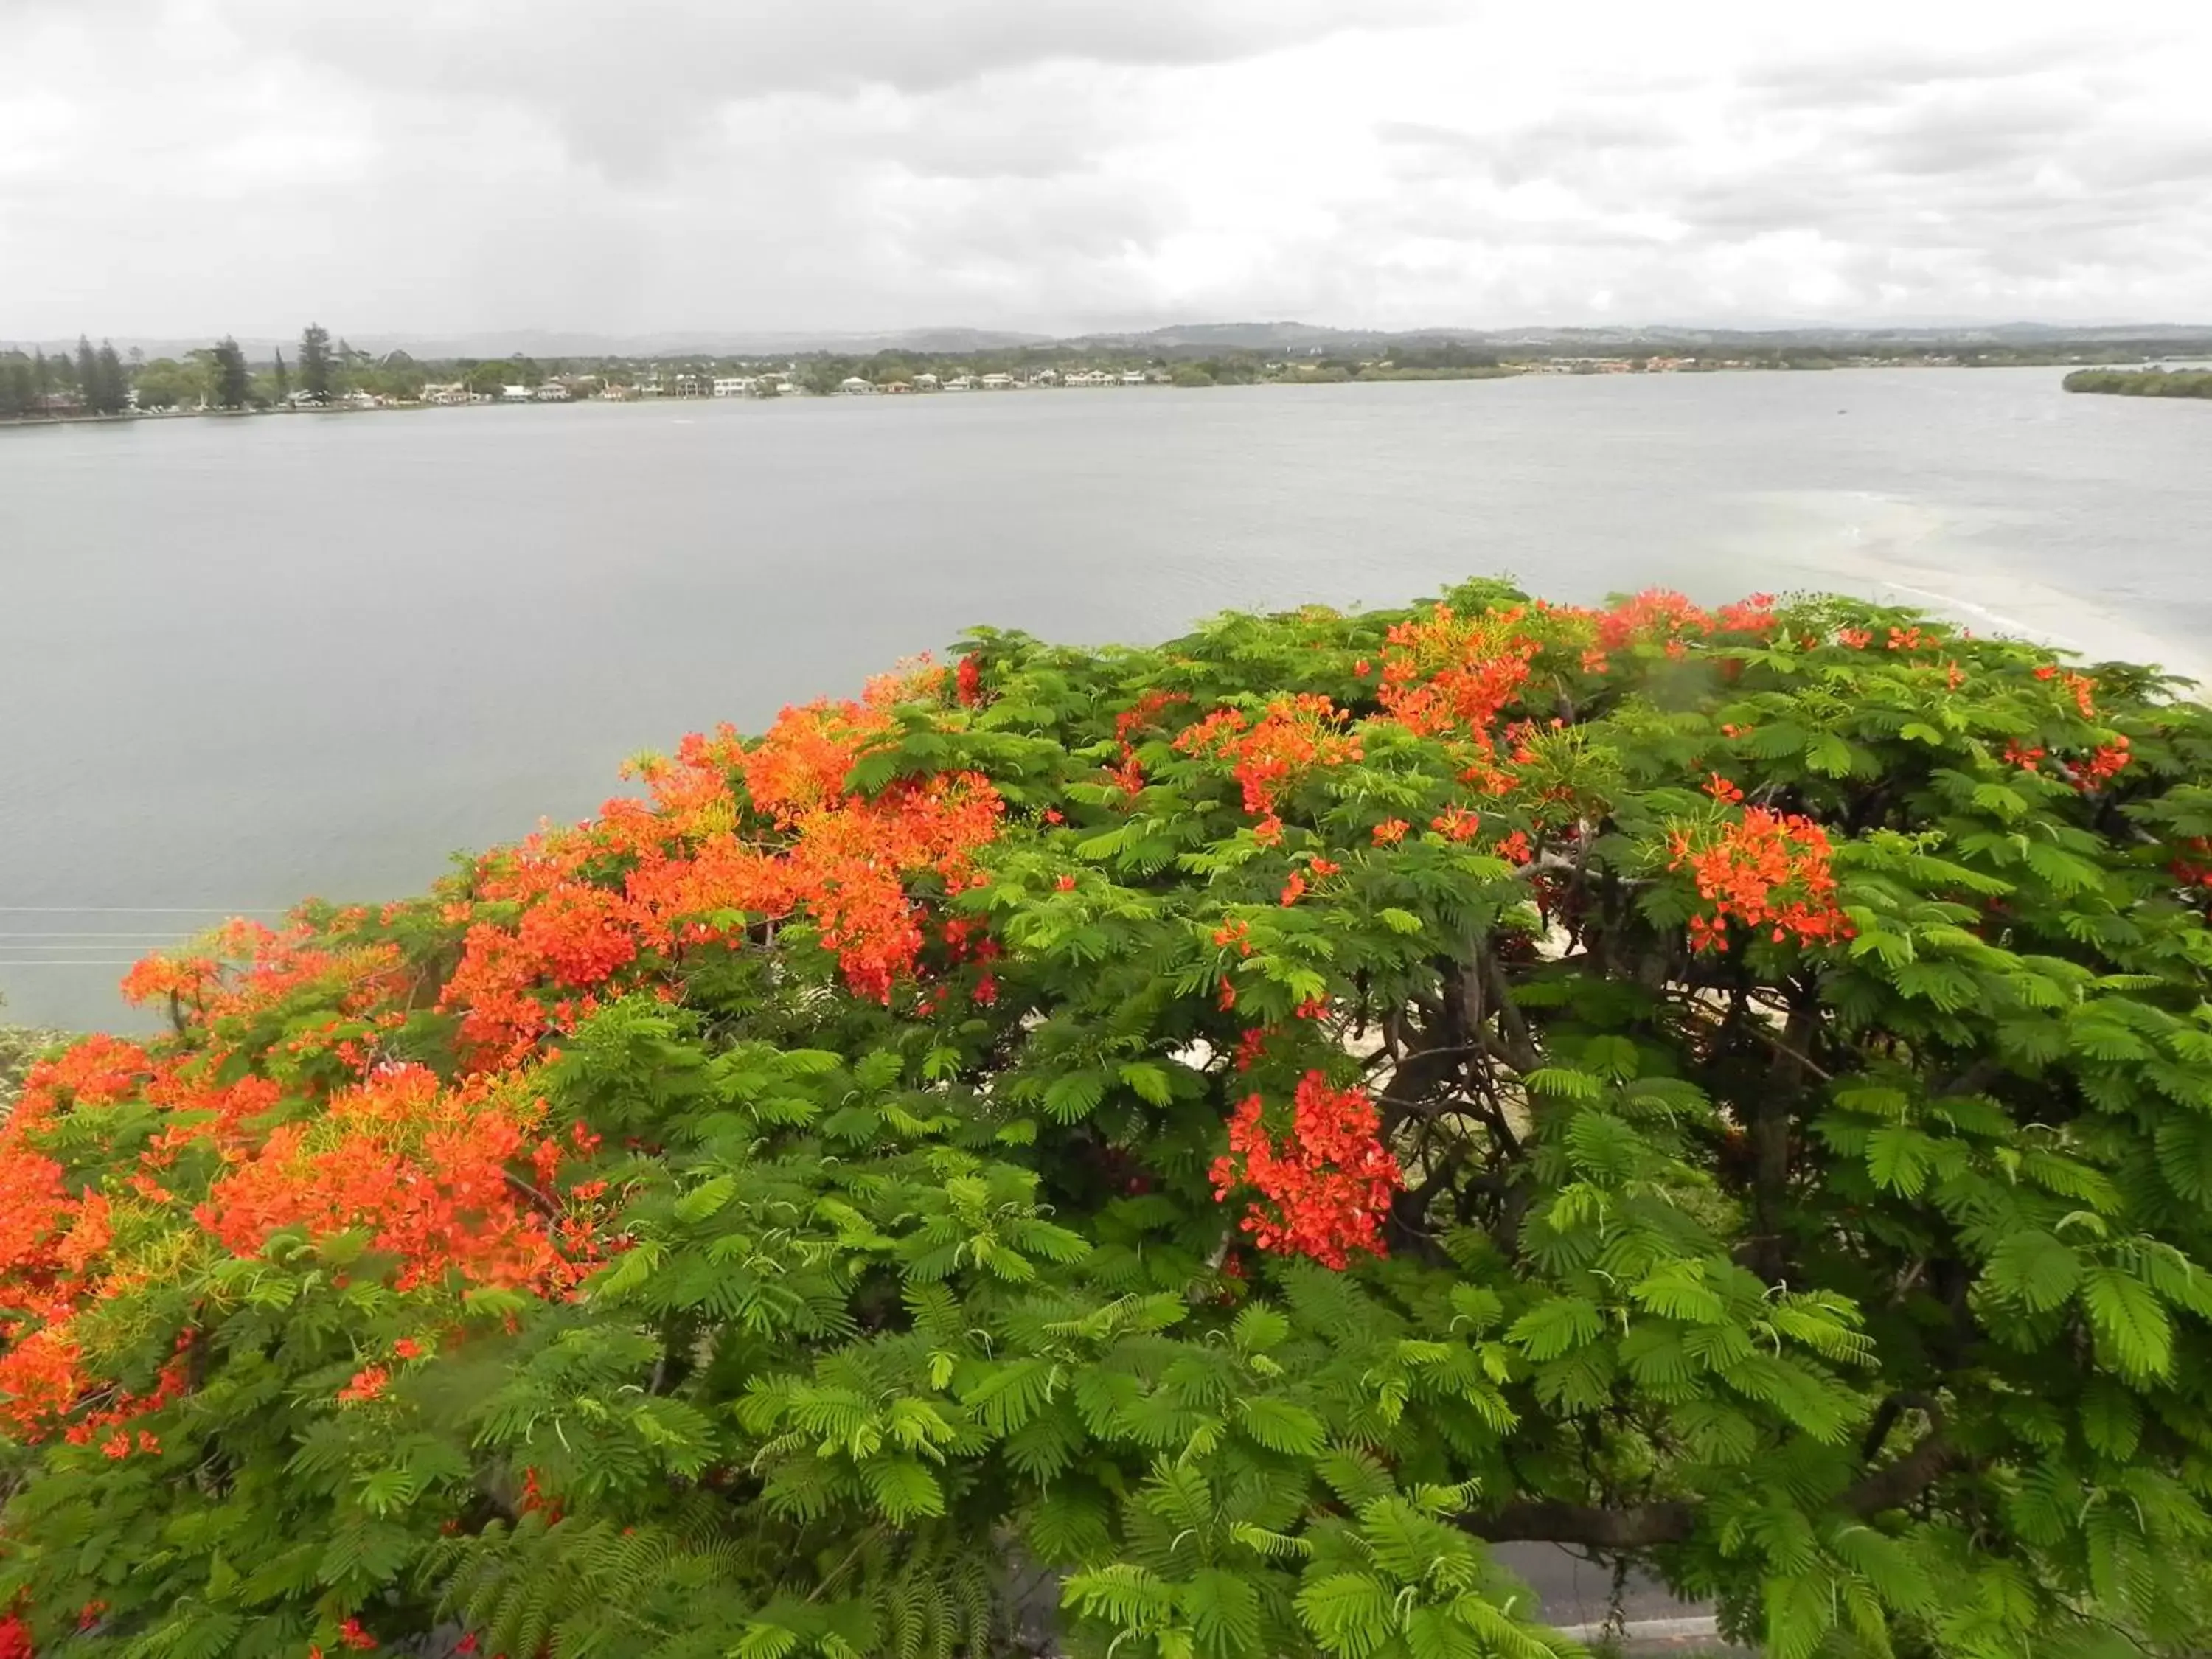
1, 324, 434, 419
2062, 367, 2212, 399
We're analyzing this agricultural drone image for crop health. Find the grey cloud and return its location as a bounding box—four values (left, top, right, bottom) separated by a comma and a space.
226, 0, 1453, 176
4, 0, 2209, 340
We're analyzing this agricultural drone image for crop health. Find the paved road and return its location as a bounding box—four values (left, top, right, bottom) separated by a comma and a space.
1491, 1541, 1710, 1629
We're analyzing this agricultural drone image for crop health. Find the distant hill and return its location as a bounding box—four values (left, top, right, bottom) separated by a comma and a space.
14, 319, 2210, 364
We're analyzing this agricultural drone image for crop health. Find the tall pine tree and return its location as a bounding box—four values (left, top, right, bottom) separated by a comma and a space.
273, 347, 290, 404
298, 324, 333, 403
90, 341, 128, 414
209, 337, 251, 410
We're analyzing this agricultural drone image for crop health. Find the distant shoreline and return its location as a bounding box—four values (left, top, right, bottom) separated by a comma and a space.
0, 358, 2124, 429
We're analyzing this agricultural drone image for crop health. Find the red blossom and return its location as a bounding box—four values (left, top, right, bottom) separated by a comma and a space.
1233, 1028, 1270, 1072
1208, 1071, 1402, 1268
1176, 693, 1361, 816
1371, 818, 1408, 845
338, 1365, 389, 1405
1431, 807, 1481, 842
1669, 808, 1851, 953
2077, 737, 2130, 791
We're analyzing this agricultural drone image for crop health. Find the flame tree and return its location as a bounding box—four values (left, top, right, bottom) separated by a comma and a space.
5, 579, 2212, 1659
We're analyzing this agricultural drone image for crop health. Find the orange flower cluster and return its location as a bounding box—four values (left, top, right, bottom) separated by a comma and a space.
441, 698, 1004, 1063
1209, 1071, 1402, 1268
1, 901, 618, 1447
2034, 664, 2099, 718
1375, 604, 1540, 741
1175, 693, 1362, 816
1669, 807, 1851, 953
195, 1064, 582, 1298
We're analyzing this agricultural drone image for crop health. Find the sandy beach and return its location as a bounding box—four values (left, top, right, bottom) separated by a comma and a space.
1736, 489, 2211, 693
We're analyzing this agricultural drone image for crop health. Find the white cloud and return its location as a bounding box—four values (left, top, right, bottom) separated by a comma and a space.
1, 0, 2207, 341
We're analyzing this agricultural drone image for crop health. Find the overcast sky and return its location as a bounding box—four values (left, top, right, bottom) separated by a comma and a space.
3, 0, 2208, 342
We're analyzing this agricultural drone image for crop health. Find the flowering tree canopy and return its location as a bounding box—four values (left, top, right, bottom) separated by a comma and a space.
6, 580, 2212, 1659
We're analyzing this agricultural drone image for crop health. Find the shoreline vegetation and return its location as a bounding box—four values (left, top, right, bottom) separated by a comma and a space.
2063, 366, 2212, 400
7, 321, 2212, 424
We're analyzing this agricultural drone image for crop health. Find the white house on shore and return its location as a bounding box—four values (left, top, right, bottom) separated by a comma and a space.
535, 381, 571, 402
979, 372, 1015, 389
501, 385, 533, 403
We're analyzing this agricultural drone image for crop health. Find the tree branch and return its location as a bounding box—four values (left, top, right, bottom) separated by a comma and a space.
1457, 1397, 1955, 1548
1455, 1498, 1697, 1548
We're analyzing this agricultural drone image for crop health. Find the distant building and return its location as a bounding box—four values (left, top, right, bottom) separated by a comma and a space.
420, 383, 471, 405
913, 372, 940, 391
535, 381, 571, 402
712, 376, 758, 397
838, 376, 877, 394
1120, 371, 1147, 386
501, 385, 534, 402
1029, 367, 1060, 386
978, 373, 1015, 389
943, 375, 975, 392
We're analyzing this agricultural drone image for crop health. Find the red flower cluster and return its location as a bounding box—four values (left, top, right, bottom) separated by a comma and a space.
1595, 589, 1713, 653
1209, 1071, 1402, 1268
1175, 693, 1361, 815
2077, 738, 2131, 791
338, 1365, 389, 1405
1432, 807, 1481, 841
1669, 807, 1851, 953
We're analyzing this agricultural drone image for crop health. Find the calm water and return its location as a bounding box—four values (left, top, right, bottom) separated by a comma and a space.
4, 368, 2209, 1029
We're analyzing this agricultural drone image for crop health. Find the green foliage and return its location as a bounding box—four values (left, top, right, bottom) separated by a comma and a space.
2064, 368, 2212, 399
12, 584, 2212, 1658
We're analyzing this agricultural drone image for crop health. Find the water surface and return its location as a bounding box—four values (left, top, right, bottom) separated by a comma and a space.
5, 368, 2208, 1026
